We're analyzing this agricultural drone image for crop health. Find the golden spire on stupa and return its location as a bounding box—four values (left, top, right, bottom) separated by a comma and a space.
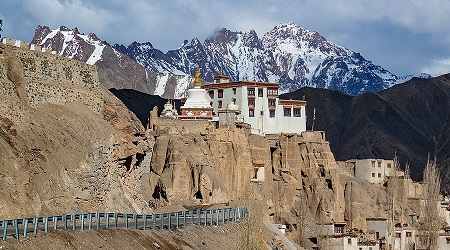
194, 64, 201, 87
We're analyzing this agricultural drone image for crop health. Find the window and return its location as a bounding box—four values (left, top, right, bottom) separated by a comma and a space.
269, 109, 275, 118
293, 108, 301, 117
268, 99, 276, 107
252, 164, 265, 182
249, 109, 255, 117
258, 88, 263, 97
378, 173, 381, 178
372, 173, 375, 177
387, 163, 392, 168
218, 100, 222, 108
406, 232, 412, 237
267, 88, 278, 96
372, 161, 375, 168
248, 98, 255, 107
378, 161, 381, 168
395, 233, 401, 238
334, 224, 345, 234
348, 238, 352, 244
233, 88, 236, 95
208, 90, 214, 98
248, 87, 255, 96
284, 108, 291, 117
218, 89, 223, 98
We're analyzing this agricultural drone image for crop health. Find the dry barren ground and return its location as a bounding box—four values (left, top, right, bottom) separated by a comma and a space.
0, 222, 275, 250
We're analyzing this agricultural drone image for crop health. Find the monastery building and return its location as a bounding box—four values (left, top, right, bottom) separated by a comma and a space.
202, 73, 307, 135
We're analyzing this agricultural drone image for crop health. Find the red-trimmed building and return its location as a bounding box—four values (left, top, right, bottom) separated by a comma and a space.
203, 74, 306, 135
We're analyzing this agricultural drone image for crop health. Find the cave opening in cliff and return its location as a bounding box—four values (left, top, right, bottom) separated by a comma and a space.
320, 167, 325, 177
325, 178, 333, 190
134, 152, 145, 167
124, 156, 133, 171
194, 190, 203, 199
152, 184, 168, 201
270, 147, 277, 174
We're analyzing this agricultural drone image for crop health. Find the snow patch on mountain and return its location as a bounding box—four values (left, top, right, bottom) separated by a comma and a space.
86, 42, 105, 65
173, 75, 192, 99
154, 74, 170, 96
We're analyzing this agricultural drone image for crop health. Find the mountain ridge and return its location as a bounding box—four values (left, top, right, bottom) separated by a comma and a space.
31, 24, 431, 98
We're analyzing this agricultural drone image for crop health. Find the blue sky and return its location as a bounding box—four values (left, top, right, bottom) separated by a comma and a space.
1, 0, 450, 77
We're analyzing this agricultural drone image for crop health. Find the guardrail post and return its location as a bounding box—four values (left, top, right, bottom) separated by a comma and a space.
63, 215, 67, 229
151, 215, 155, 230
125, 213, 128, 228
232, 208, 237, 222
160, 214, 164, 229
216, 209, 220, 225
3, 221, 8, 240
105, 213, 109, 228
88, 214, 92, 230
197, 210, 201, 225
96, 213, 100, 229
227, 208, 231, 222
44, 217, 49, 232
72, 214, 76, 230
182, 211, 186, 227
190, 210, 194, 225
23, 219, 28, 237
167, 213, 171, 231
33, 218, 39, 234
203, 210, 207, 226
175, 212, 179, 229
133, 214, 138, 229
143, 214, 147, 230
114, 213, 118, 228
53, 216, 58, 230
221, 209, 225, 225
13, 220, 19, 240
81, 214, 85, 231
210, 210, 213, 225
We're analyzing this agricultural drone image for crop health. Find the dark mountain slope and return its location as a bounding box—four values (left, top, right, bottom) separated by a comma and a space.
109, 89, 182, 128
281, 74, 450, 185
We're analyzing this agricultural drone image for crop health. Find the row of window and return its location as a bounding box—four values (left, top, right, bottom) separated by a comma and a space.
371, 161, 392, 168
208, 87, 278, 99
248, 108, 301, 118
371, 173, 382, 178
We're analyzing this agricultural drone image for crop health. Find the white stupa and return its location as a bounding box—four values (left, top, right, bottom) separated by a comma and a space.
161, 100, 178, 118
178, 69, 213, 119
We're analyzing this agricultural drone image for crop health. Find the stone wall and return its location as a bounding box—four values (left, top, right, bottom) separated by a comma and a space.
0, 41, 103, 123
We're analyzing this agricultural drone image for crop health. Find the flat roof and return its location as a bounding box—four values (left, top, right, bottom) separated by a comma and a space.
203, 81, 279, 89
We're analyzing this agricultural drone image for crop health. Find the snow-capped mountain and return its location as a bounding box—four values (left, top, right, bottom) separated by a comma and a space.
114, 23, 400, 95
31, 24, 429, 98
31, 25, 193, 98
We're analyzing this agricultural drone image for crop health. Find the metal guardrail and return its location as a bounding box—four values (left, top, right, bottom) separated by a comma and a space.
0, 206, 248, 241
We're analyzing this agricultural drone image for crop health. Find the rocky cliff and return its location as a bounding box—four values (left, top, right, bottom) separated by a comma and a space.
0, 42, 153, 219
146, 117, 350, 240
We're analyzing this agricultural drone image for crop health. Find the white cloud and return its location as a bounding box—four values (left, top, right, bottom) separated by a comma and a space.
23, 0, 115, 35
4, 0, 450, 76
421, 59, 450, 77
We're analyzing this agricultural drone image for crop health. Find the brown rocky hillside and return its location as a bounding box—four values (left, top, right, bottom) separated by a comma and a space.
0, 42, 153, 219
